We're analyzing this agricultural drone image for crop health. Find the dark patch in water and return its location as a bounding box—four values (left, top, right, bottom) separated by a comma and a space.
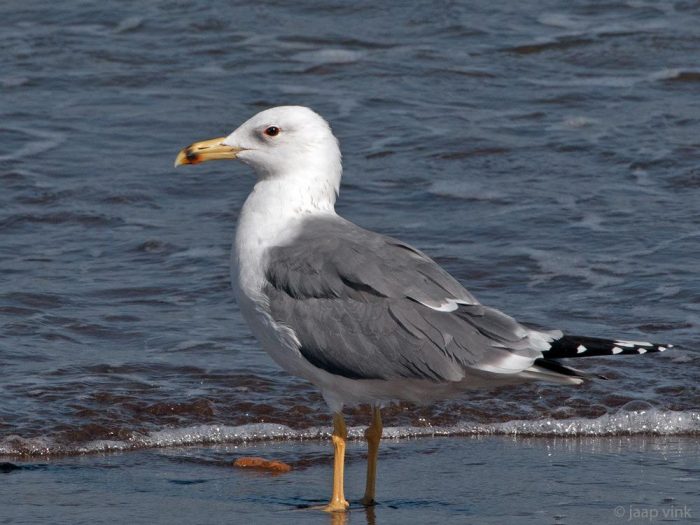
663, 71, 700, 83
0, 462, 22, 473
506, 37, 595, 55
434, 147, 509, 160
0, 212, 121, 231
168, 478, 209, 485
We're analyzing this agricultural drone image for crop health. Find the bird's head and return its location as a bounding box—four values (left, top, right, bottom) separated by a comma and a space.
175, 106, 342, 187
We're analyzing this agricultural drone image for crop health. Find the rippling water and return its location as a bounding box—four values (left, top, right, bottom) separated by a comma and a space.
1, 0, 699, 458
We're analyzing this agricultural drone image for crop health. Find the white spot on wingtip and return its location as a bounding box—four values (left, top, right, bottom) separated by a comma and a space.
658, 346, 666, 352
576, 345, 587, 354
638, 348, 647, 354
615, 340, 652, 347
612, 347, 623, 354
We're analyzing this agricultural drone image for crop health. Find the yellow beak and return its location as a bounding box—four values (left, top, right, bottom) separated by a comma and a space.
174, 137, 243, 167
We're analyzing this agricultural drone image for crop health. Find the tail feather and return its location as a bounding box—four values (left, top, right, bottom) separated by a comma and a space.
532, 357, 609, 381
545, 334, 673, 359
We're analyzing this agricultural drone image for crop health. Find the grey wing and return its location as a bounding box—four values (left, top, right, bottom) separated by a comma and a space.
267, 216, 477, 310
264, 216, 550, 382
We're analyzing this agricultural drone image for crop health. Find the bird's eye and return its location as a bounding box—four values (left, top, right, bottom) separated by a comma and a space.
264, 126, 280, 137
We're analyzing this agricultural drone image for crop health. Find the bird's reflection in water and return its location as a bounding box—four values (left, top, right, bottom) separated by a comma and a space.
329, 511, 347, 525
364, 505, 377, 525
327, 505, 376, 525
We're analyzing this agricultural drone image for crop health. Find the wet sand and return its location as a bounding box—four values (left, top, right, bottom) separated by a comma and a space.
2, 435, 697, 524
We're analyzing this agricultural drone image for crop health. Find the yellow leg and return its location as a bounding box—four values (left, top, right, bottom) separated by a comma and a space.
322, 412, 350, 512
361, 406, 382, 506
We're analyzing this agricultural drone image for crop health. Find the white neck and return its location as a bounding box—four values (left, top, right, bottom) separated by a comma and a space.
231, 170, 340, 302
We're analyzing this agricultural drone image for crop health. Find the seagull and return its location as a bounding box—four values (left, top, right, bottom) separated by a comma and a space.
174, 106, 671, 512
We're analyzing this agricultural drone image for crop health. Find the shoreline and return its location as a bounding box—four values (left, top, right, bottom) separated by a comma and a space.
2, 407, 698, 459
2, 434, 697, 524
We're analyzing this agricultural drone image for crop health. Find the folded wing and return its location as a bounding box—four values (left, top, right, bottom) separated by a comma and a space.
264, 216, 555, 382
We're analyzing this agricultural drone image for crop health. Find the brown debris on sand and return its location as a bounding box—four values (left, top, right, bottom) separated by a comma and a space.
232, 457, 292, 473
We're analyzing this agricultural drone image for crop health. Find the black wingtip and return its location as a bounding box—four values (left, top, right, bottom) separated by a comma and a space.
544, 335, 674, 359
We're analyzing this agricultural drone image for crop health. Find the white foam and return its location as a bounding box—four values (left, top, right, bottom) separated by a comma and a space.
170, 246, 227, 259
537, 13, 586, 30
0, 126, 66, 162
429, 180, 509, 202
292, 49, 364, 65
649, 68, 687, 81
114, 16, 144, 33
2, 410, 697, 457
522, 247, 622, 289
564, 116, 597, 128
0, 76, 30, 88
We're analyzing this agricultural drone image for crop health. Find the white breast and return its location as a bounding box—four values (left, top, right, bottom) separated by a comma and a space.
230, 178, 335, 381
